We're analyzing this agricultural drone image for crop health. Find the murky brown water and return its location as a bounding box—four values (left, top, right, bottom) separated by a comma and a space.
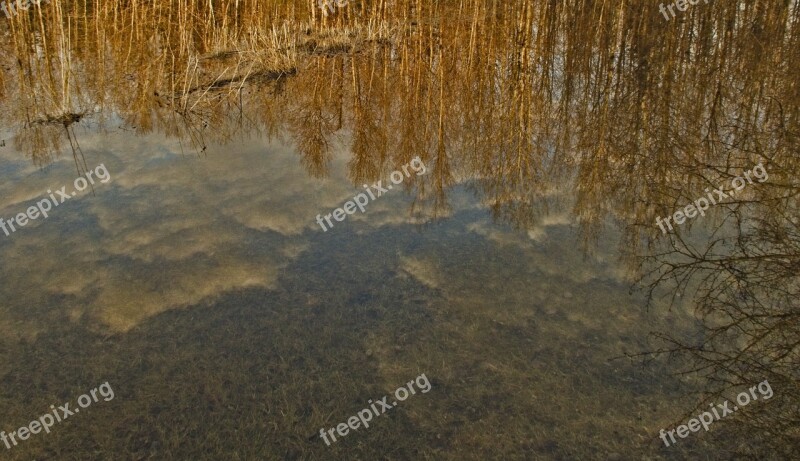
0, 1, 797, 459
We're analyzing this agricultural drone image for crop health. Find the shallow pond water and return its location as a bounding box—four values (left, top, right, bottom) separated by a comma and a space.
0, 1, 797, 459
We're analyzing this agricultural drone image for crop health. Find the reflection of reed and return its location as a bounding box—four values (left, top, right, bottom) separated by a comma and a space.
0, 0, 795, 230
288, 59, 340, 178
0, 1, 795, 228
